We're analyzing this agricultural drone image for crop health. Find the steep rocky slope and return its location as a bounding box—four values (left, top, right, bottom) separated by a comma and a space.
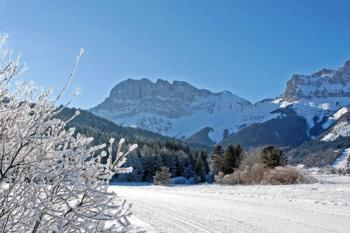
91, 60, 350, 148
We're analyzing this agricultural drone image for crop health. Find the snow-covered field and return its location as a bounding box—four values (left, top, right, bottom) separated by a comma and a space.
112, 175, 350, 233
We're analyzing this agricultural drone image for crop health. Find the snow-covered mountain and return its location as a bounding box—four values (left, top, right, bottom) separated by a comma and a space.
91, 78, 277, 142
282, 60, 350, 101
273, 60, 350, 137
91, 60, 350, 145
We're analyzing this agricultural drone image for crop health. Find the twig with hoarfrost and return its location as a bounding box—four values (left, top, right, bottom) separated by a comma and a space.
0, 35, 137, 233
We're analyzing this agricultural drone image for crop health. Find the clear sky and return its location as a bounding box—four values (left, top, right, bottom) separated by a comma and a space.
1, 0, 350, 108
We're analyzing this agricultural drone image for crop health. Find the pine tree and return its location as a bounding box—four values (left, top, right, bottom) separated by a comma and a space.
261, 146, 283, 168
153, 155, 163, 175
142, 156, 153, 182
212, 144, 224, 174
125, 153, 144, 182
195, 154, 206, 181
200, 150, 210, 174
233, 144, 243, 169
161, 149, 177, 177
222, 145, 235, 174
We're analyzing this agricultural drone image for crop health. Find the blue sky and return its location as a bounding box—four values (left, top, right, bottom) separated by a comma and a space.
1, 0, 350, 108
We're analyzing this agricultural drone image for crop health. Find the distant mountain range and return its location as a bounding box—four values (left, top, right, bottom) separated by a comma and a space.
91, 60, 350, 151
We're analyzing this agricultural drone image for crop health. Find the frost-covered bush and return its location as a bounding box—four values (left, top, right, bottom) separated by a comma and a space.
214, 172, 224, 184
153, 166, 171, 186
215, 163, 265, 185
216, 165, 313, 185
215, 147, 314, 185
0, 35, 137, 232
262, 166, 314, 185
221, 173, 239, 185
238, 164, 265, 184
215, 146, 314, 185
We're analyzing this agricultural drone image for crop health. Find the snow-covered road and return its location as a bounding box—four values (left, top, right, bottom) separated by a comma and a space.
112, 176, 350, 233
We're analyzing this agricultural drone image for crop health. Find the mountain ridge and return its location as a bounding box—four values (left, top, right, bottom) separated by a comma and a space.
90, 60, 350, 146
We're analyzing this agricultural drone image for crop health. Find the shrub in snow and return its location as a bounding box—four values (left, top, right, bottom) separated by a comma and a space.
214, 172, 224, 184
0, 36, 137, 232
153, 166, 171, 186
262, 166, 314, 185
240, 148, 263, 168
221, 173, 239, 185
237, 164, 265, 184
215, 164, 265, 185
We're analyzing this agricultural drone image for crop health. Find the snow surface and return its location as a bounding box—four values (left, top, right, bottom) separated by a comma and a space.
333, 148, 350, 169
112, 176, 350, 233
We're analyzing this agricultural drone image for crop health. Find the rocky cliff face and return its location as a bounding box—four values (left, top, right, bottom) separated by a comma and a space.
282, 60, 350, 101
92, 78, 250, 119
90, 78, 276, 142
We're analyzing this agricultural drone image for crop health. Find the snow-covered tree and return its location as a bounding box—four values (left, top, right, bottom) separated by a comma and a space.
0, 34, 137, 232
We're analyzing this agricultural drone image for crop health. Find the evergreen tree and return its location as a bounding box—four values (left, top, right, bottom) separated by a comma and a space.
200, 150, 210, 174
142, 156, 152, 182
195, 154, 206, 181
161, 149, 177, 177
153, 155, 163, 175
233, 144, 243, 169
212, 144, 224, 174
222, 145, 235, 174
125, 153, 144, 182
261, 146, 283, 168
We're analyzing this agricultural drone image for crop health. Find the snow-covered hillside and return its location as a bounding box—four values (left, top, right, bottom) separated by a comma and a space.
91, 60, 350, 144
321, 108, 350, 142
332, 148, 350, 169
91, 79, 278, 142
114, 175, 350, 233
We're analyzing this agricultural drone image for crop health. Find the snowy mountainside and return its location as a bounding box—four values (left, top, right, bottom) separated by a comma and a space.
272, 60, 350, 136
321, 108, 350, 142
332, 148, 350, 169
286, 108, 350, 167
91, 79, 277, 142
91, 60, 350, 145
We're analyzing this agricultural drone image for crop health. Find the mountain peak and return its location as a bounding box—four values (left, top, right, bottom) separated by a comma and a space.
90, 78, 255, 141
282, 60, 350, 101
